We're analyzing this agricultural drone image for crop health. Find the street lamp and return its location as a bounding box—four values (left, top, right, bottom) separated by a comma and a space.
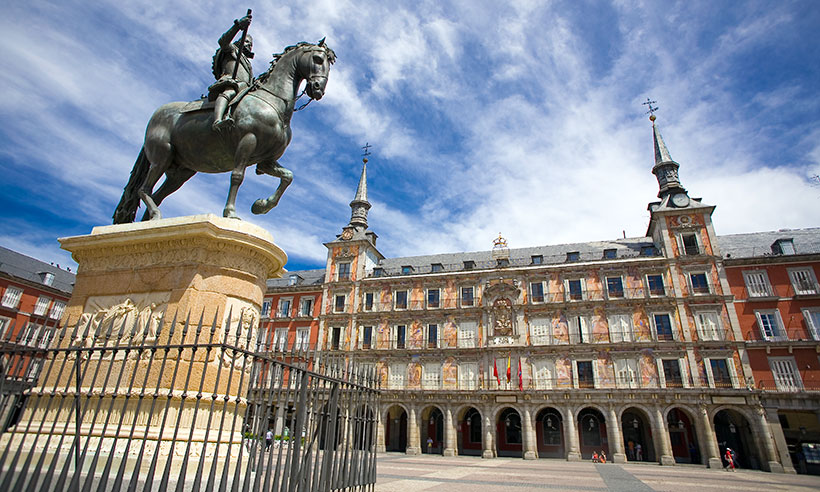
632, 418, 639, 429
678, 419, 684, 430
729, 422, 736, 434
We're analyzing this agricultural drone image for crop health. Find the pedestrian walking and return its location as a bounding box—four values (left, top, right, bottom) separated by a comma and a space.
724, 448, 735, 471
265, 429, 273, 451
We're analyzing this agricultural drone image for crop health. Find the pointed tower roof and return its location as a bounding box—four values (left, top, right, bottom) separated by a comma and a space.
348, 158, 371, 230
649, 114, 687, 199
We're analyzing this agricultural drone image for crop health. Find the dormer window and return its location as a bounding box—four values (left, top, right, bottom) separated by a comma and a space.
566, 251, 580, 262
496, 258, 509, 267
373, 267, 383, 277
531, 255, 543, 265
431, 263, 443, 273
772, 238, 795, 255
39, 272, 55, 286
463, 260, 475, 270
288, 274, 300, 286
603, 249, 617, 259
401, 265, 414, 275
640, 245, 657, 256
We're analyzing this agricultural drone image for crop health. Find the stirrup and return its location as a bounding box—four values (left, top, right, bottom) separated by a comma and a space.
212, 118, 235, 132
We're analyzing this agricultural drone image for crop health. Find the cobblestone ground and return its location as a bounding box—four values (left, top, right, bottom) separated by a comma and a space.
376, 453, 820, 492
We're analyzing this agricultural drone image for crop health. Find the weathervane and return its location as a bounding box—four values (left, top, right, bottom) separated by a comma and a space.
361, 142, 372, 163
643, 98, 659, 121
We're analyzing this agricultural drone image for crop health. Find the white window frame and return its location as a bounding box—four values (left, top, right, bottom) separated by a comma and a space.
704, 357, 739, 388
659, 358, 690, 388
568, 315, 591, 343
277, 297, 293, 318
755, 309, 786, 341
677, 231, 702, 256
651, 312, 676, 341
788, 267, 819, 295
459, 362, 478, 390
22, 323, 39, 346
607, 314, 633, 343
33, 296, 51, 317
530, 317, 550, 345
426, 323, 440, 348
394, 289, 408, 310
572, 359, 598, 389
261, 300, 272, 318
564, 278, 586, 301
530, 281, 545, 303
768, 356, 803, 392
0, 316, 10, 337
460, 286, 475, 307
694, 310, 722, 341
1, 285, 23, 309
393, 324, 407, 349
273, 328, 288, 351
294, 328, 309, 351
743, 270, 773, 298
48, 301, 65, 320
687, 271, 711, 295
337, 261, 351, 281
299, 297, 314, 317
645, 273, 666, 297
605, 275, 625, 299
389, 363, 406, 389
422, 362, 441, 389
802, 308, 820, 341
614, 358, 638, 389
363, 292, 375, 312
457, 320, 477, 348
532, 358, 555, 390
333, 294, 346, 313
426, 288, 441, 309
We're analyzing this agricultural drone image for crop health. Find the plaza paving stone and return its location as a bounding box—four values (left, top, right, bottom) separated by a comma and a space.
375, 454, 820, 491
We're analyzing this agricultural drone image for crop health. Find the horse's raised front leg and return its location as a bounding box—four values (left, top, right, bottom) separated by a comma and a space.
251, 160, 293, 215
224, 133, 258, 219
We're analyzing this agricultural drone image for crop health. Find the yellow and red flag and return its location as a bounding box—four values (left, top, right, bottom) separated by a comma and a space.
506, 356, 511, 382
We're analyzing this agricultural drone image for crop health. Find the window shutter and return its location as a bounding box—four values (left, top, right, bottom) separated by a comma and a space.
775, 310, 786, 339
571, 360, 579, 388
802, 309, 820, 340
679, 358, 690, 388
727, 359, 739, 388
608, 315, 622, 343
705, 358, 715, 387
754, 312, 768, 340
592, 359, 600, 388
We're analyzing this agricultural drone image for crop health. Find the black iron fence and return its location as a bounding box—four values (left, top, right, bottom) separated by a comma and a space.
0, 309, 379, 491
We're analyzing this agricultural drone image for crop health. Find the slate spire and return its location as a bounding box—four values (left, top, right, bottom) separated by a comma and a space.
650, 114, 687, 199
348, 157, 371, 230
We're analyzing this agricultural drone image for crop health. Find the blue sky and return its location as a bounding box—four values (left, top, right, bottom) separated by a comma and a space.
1, 0, 819, 272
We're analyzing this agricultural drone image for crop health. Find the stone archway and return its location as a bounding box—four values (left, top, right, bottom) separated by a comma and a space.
535, 407, 564, 458
496, 407, 523, 458
420, 406, 444, 454
666, 407, 699, 464
458, 407, 483, 456
577, 407, 608, 460
384, 405, 407, 452
714, 408, 760, 469
622, 407, 654, 462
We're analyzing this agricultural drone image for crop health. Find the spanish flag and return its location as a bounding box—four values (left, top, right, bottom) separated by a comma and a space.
506, 356, 511, 382
493, 357, 500, 385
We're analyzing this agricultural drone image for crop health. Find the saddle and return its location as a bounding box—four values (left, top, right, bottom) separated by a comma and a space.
180, 85, 254, 114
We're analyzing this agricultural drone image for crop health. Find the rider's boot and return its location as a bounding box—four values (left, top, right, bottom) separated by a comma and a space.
212, 94, 234, 132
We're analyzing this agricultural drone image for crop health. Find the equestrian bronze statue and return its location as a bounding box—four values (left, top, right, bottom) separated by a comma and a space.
113, 14, 335, 224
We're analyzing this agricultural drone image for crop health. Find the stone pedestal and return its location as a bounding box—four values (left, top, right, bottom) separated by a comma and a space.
5, 215, 286, 461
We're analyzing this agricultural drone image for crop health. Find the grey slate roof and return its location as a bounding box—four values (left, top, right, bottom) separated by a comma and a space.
716, 227, 820, 259
267, 268, 326, 289
376, 236, 659, 275
0, 246, 75, 294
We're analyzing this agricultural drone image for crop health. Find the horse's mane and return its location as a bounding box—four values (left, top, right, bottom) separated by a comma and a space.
255, 41, 337, 84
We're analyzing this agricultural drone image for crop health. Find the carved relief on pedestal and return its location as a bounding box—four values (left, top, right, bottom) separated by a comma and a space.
74, 293, 169, 353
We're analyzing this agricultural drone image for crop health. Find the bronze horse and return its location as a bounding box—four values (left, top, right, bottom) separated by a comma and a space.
113, 40, 335, 224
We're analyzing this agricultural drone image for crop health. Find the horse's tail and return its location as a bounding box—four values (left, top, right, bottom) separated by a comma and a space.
112, 147, 150, 224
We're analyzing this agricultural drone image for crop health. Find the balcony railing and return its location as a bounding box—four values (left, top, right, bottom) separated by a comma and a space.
755, 378, 820, 392
787, 281, 820, 297
355, 336, 479, 351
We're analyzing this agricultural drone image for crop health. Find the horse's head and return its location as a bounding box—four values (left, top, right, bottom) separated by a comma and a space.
297, 38, 336, 100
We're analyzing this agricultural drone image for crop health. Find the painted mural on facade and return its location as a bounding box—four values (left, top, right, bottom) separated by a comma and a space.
442, 357, 458, 389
